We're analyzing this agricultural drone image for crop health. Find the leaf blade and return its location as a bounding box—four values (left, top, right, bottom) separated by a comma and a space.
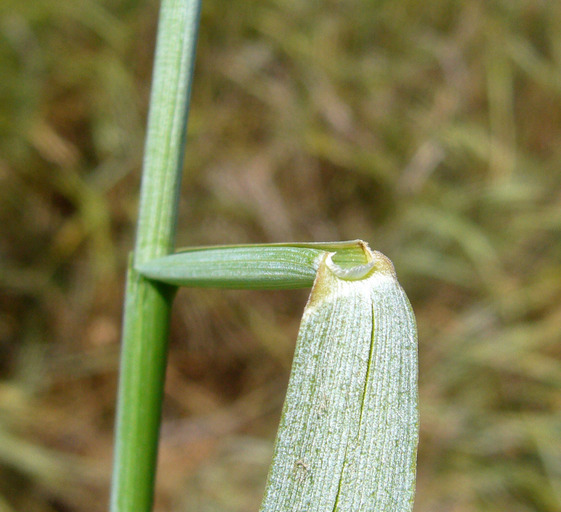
136, 240, 371, 289
260, 248, 418, 511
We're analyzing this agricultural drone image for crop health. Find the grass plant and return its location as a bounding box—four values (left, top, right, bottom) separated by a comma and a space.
2, 1, 561, 512
111, 2, 418, 511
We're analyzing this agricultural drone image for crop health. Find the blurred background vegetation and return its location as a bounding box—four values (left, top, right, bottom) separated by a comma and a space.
1, 0, 561, 510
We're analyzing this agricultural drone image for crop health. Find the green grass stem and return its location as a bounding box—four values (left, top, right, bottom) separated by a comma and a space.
110, 1, 202, 511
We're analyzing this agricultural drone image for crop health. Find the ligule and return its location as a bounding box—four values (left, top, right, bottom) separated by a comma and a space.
259, 246, 418, 511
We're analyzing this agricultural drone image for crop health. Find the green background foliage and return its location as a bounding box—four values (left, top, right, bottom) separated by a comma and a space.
1, 0, 561, 510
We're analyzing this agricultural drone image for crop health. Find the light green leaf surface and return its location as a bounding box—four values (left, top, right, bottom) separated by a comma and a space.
137, 240, 371, 289
259, 244, 418, 512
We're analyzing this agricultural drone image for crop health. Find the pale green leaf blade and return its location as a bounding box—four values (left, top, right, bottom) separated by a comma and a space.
136, 240, 371, 289
260, 247, 418, 511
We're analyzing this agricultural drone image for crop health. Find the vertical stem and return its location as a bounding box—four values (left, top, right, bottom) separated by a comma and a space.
110, 1, 201, 511
111, 262, 174, 512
